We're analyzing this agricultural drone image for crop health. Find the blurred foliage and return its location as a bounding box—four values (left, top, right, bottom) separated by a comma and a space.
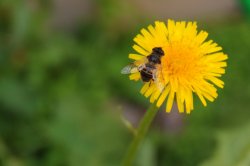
240, 0, 250, 18
201, 123, 250, 166
0, 0, 250, 166
0, 1, 128, 166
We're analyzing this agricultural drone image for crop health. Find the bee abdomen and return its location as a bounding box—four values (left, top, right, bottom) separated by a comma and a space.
140, 69, 153, 82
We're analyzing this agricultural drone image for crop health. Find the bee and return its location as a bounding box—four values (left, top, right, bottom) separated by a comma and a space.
121, 47, 165, 91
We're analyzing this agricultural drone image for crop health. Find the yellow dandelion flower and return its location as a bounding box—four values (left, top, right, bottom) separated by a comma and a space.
123, 19, 228, 114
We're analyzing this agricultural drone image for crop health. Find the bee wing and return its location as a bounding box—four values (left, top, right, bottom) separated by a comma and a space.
121, 64, 138, 74
134, 57, 148, 66
153, 65, 165, 93
154, 79, 165, 93
121, 57, 148, 74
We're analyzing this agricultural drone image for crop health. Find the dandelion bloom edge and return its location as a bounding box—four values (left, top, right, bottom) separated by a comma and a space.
128, 19, 228, 114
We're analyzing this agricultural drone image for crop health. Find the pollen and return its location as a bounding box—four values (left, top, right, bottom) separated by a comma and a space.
127, 19, 228, 114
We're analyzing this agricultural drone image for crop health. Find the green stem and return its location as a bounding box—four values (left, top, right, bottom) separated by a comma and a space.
122, 103, 159, 166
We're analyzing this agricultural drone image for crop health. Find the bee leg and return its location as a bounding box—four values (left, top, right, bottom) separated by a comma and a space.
149, 80, 152, 86
152, 70, 157, 81
138, 64, 145, 71
152, 75, 156, 81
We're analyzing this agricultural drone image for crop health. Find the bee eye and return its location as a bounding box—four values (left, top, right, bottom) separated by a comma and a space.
152, 47, 164, 56
152, 47, 159, 52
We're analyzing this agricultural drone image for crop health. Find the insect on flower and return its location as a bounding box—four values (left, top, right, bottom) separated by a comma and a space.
122, 20, 228, 114
121, 47, 165, 92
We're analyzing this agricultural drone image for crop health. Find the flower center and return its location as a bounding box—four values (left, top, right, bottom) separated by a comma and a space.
161, 44, 202, 82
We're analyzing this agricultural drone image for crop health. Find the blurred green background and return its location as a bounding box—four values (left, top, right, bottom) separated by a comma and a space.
0, 0, 250, 166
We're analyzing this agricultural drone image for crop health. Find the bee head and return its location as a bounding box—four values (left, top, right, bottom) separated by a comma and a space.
152, 47, 164, 56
